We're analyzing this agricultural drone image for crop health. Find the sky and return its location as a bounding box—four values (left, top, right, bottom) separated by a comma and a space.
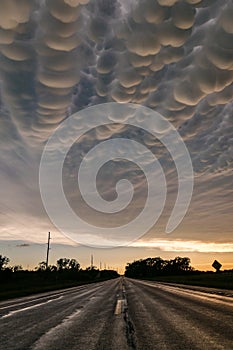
0, 0, 232, 272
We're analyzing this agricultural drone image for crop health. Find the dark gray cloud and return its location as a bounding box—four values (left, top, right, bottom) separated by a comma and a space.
0, 0, 232, 248
16, 243, 30, 247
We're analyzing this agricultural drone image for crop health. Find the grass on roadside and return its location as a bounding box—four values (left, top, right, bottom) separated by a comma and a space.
142, 272, 233, 290
0, 277, 116, 301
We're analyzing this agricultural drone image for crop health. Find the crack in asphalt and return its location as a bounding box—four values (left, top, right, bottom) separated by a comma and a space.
122, 279, 137, 350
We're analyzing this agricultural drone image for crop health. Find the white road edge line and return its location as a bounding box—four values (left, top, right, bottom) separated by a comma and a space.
1, 298, 57, 319
135, 280, 233, 307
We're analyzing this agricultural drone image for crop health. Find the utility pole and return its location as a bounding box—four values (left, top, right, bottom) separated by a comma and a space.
100, 261, 102, 270
46, 232, 51, 269
91, 254, 93, 268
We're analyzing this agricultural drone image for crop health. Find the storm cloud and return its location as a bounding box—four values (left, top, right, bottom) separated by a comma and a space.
0, 0, 232, 251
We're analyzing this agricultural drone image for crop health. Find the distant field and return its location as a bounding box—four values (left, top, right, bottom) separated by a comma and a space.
143, 273, 233, 290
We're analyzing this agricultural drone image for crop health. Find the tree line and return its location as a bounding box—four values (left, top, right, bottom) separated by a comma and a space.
0, 254, 119, 284
125, 256, 194, 278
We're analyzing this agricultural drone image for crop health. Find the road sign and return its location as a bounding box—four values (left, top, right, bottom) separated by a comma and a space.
212, 260, 222, 272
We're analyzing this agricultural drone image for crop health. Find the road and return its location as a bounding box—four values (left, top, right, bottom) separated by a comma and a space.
0, 278, 233, 350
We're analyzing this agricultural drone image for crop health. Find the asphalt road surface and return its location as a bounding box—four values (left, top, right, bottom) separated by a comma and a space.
0, 278, 233, 350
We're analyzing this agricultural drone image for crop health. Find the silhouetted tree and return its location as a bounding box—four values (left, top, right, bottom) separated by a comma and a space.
57, 258, 70, 270
12, 265, 23, 272
57, 258, 80, 271
36, 261, 47, 271
125, 256, 193, 278
48, 265, 57, 272
164, 257, 193, 274
0, 255, 10, 271
69, 259, 80, 271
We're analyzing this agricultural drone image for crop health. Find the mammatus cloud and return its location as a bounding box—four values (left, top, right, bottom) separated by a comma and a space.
0, 0, 232, 250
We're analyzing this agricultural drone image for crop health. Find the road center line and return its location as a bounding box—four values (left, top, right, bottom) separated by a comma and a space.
114, 299, 123, 315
